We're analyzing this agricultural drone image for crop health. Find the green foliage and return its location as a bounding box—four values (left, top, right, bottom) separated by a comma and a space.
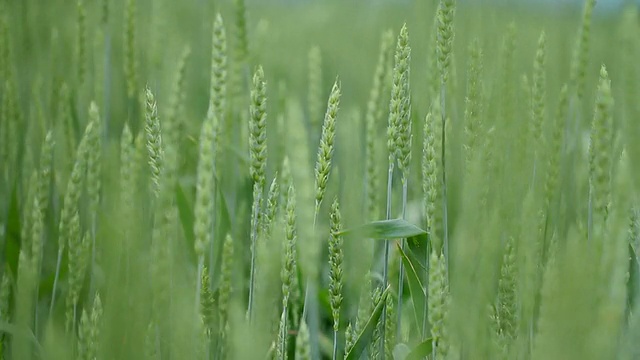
0, 1, 638, 359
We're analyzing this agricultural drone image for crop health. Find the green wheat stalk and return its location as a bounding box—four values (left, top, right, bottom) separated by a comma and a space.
589, 65, 614, 230
365, 30, 394, 222
124, 0, 138, 100
530, 31, 547, 188
248, 65, 268, 320
328, 199, 344, 360
194, 112, 219, 312
393, 23, 412, 345
382, 23, 410, 355
50, 118, 96, 315
280, 183, 298, 360
463, 38, 484, 170
303, 78, 341, 360
208, 12, 227, 283
436, 0, 456, 272
86, 103, 102, 295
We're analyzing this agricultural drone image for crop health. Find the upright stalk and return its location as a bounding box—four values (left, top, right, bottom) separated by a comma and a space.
50, 119, 95, 318
440, 81, 449, 272
301, 209, 319, 321
332, 330, 338, 360
281, 311, 288, 359
87, 104, 102, 298
584, 111, 592, 244
380, 160, 394, 358
396, 177, 408, 340
208, 187, 216, 290
588, 180, 592, 242
278, 308, 288, 360
422, 110, 438, 342
103, 29, 111, 132
247, 66, 267, 320
206, 12, 227, 299
328, 199, 344, 360
422, 239, 431, 339
436, 0, 456, 273
382, 23, 411, 357
195, 257, 204, 312
303, 79, 341, 360
247, 183, 261, 319
302, 209, 320, 360
571, 0, 595, 241
49, 249, 63, 314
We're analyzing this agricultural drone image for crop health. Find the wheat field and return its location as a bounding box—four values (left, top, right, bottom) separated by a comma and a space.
0, 0, 639, 359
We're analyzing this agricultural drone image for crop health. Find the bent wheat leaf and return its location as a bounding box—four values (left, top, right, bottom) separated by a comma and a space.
344, 285, 390, 360
0, 321, 44, 355
397, 243, 426, 337
407, 242, 427, 273
338, 219, 426, 240
405, 338, 434, 360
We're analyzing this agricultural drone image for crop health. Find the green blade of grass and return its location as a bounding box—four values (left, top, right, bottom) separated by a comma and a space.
397, 243, 426, 338
407, 242, 427, 273
338, 219, 426, 240
0, 321, 44, 355
405, 338, 433, 360
344, 285, 390, 360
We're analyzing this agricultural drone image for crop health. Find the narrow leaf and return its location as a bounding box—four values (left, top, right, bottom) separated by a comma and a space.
407, 244, 427, 274
405, 338, 434, 360
0, 321, 44, 355
344, 285, 390, 360
397, 243, 426, 337
338, 219, 426, 240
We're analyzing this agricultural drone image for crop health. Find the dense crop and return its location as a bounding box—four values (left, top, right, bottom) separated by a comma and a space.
0, 0, 639, 359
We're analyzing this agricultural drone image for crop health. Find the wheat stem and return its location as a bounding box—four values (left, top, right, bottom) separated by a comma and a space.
248, 183, 262, 320
440, 84, 449, 274
380, 159, 394, 358
396, 176, 408, 341
49, 249, 63, 314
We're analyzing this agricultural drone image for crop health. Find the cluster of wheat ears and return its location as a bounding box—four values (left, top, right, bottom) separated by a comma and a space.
0, 0, 640, 359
